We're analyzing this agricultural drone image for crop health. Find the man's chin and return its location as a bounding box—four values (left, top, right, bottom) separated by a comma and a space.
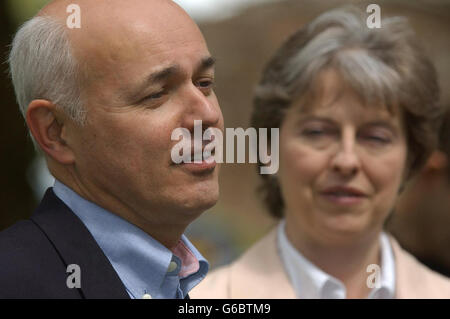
163, 178, 220, 214
183, 193, 219, 213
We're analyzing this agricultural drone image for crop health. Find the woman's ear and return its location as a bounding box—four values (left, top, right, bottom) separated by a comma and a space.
26, 99, 75, 165
425, 151, 447, 172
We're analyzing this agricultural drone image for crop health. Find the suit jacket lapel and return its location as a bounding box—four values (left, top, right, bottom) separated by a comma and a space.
388, 235, 450, 298
31, 188, 130, 299
229, 227, 297, 298
391, 236, 435, 298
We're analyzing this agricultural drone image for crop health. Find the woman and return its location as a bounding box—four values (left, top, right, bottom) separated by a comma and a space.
191, 7, 450, 298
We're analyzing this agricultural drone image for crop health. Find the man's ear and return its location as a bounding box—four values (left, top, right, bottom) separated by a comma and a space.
26, 99, 75, 165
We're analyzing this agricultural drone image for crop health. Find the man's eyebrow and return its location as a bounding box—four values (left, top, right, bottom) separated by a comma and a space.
196, 56, 216, 73
147, 65, 180, 85
144, 56, 215, 87
127, 56, 216, 102
126, 65, 180, 101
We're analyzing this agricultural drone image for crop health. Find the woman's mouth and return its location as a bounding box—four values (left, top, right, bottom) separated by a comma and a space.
320, 186, 367, 205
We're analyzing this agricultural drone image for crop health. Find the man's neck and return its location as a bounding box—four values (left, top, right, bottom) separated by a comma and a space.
51, 168, 191, 249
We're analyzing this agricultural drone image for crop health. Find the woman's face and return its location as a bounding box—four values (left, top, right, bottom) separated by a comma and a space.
279, 69, 408, 246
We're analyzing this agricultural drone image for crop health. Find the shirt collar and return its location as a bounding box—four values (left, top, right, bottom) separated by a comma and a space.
53, 180, 208, 299
374, 231, 396, 298
277, 220, 396, 299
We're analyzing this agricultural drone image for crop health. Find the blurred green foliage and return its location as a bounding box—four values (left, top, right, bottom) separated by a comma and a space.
6, 0, 50, 26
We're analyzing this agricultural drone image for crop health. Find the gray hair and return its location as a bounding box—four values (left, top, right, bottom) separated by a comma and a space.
252, 6, 443, 218
8, 16, 87, 148
255, 6, 437, 115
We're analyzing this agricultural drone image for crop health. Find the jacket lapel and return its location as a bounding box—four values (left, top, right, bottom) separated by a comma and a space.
31, 188, 130, 299
390, 235, 450, 298
229, 226, 296, 298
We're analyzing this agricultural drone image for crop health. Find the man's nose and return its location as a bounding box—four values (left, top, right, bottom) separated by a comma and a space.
330, 134, 361, 177
181, 84, 222, 130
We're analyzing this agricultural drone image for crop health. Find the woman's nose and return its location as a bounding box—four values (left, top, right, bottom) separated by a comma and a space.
330, 134, 361, 177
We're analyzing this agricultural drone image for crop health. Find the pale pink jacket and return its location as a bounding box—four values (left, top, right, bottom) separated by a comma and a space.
191, 228, 450, 299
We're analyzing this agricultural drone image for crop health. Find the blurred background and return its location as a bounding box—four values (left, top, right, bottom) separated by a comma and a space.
1, 0, 449, 275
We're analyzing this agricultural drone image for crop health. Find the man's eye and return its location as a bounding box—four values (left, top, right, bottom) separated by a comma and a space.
138, 90, 169, 108
196, 79, 215, 93
140, 90, 169, 105
198, 80, 213, 87
146, 91, 166, 100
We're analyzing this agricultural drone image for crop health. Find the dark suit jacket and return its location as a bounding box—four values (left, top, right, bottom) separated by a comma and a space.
0, 188, 130, 299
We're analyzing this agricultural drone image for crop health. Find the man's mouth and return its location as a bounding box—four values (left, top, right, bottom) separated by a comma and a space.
172, 144, 217, 174
190, 148, 215, 163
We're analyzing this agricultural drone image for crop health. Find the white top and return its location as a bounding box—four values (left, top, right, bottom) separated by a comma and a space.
277, 220, 396, 299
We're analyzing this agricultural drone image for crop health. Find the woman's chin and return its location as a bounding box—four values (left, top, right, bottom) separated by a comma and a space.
315, 215, 374, 244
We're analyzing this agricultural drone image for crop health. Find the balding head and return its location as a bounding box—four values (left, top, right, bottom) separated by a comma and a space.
38, 0, 197, 47
37, 0, 202, 88
38, 0, 191, 28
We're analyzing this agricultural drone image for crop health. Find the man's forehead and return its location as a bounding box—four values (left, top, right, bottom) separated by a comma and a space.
39, 0, 178, 18
39, 0, 207, 83
82, 18, 208, 84
39, 0, 199, 57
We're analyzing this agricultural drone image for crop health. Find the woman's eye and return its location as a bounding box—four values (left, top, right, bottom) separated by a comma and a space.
303, 129, 323, 136
358, 132, 392, 145
365, 135, 390, 143
359, 126, 394, 145
360, 129, 392, 144
301, 128, 332, 137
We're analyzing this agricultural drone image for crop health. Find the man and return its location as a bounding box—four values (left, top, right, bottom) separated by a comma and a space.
1, 0, 223, 299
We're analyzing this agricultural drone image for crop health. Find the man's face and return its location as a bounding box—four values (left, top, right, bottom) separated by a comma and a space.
64, 2, 224, 224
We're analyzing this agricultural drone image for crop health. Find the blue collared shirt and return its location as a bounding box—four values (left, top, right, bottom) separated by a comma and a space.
53, 180, 209, 299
